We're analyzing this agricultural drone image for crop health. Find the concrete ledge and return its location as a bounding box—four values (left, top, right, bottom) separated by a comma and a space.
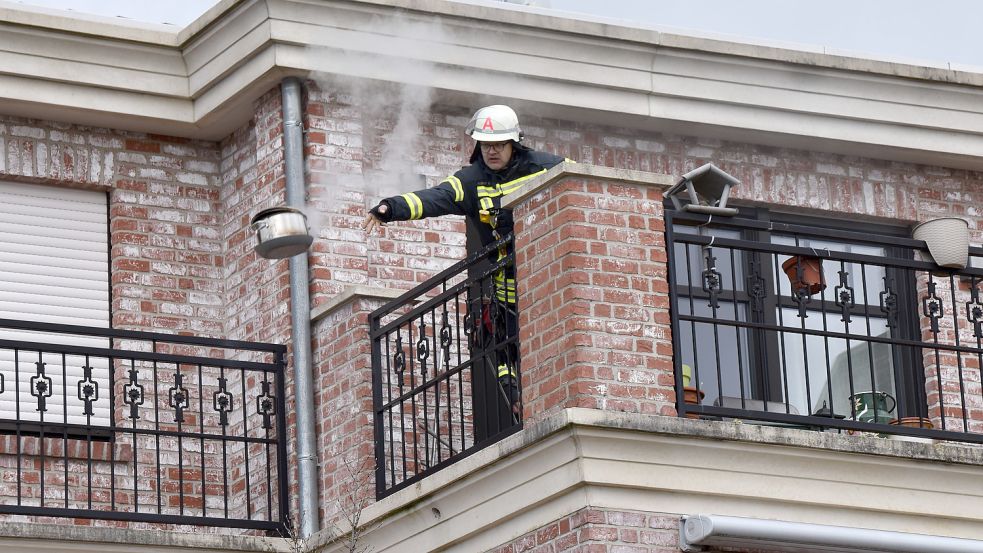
0, 522, 288, 552
310, 285, 404, 324
501, 162, 674, 209
318, 408, 983, 552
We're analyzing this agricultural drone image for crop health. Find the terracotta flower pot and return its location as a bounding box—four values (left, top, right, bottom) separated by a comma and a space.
682, 386, 705, 420
889, 416, 934, 429
782, 255, 826, 295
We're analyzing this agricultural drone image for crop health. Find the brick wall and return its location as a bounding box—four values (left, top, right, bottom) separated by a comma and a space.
512, 174, 674, 421
3, 76, 983, 538
310, 296, 384, 526
491, 507, 682, 553
0, 115, 236, 531
301, 87, 983, 538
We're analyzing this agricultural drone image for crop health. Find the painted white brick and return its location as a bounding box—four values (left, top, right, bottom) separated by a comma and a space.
10, 126, 44, 139
176, 172, 209, 186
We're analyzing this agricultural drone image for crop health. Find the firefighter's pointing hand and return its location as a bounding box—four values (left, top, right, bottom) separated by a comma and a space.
365, 202, 390, 235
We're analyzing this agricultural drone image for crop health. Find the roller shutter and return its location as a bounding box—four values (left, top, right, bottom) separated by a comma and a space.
0, 181, 110, 427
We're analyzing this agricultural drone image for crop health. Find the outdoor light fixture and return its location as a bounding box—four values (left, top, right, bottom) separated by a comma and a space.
250, 206, 314, 259
665, 163, 740, 216
680, 514, 983, 553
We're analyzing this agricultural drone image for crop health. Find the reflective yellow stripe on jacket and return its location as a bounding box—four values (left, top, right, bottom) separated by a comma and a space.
447, 176, 464, 202
400, 192, 423, 219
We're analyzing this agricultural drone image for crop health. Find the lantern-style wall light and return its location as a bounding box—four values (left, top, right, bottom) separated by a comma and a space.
250, 206, 314, 259
665, 163, 740, 216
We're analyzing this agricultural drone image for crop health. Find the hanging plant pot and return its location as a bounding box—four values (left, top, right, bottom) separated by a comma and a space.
682, 386, 705, 420
782, 256, 826, 295
911, 217, 969, 269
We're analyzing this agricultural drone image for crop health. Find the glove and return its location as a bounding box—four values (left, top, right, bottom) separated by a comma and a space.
369, 201, 393, 222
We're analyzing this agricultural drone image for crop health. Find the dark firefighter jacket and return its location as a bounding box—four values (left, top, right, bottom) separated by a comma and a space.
374, 144, 569, 302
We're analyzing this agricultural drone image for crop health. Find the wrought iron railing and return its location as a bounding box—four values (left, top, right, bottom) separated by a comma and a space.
667, 211, 983, 443
0, 318, 288, 532
371, 235, 521, 499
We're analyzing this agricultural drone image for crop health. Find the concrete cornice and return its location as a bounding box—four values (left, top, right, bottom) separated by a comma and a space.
0, 0, 981, 169
314, 408, 983, 552
500, 162, 674, 209
310, 284, 404, 324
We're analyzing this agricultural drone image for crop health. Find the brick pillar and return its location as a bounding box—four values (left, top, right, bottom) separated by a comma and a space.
504, 164, 676, 424
311, 286, 401, 528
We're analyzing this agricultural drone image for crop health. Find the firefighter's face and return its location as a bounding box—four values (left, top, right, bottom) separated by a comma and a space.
480, 140, 513, 171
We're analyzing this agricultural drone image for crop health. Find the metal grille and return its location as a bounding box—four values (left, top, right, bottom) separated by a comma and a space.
0, 318, 288, 532
371, 235, 521, 499
667, 211, 983, 443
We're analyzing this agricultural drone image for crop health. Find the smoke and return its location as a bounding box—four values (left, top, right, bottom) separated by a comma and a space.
304, 12, 461, 219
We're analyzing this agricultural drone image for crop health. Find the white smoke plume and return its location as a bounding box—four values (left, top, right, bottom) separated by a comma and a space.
304, 12, 460, 220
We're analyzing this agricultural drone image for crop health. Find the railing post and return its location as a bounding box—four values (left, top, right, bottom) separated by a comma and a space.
275, 347, 291, 534
370, 312, 387, 498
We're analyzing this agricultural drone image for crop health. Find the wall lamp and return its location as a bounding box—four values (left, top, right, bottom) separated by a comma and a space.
665, 163, 740, 216
680, 514, 983, 553
250, 206, 314, 259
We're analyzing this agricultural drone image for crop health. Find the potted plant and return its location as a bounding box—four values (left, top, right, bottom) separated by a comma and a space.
781, 255, 826, 295
889, 416, 933, 429
888, 416, 934, 443
681, 364, 704, 419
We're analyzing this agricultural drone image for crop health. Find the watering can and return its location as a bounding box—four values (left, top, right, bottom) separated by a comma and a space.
849, 391, 896, 423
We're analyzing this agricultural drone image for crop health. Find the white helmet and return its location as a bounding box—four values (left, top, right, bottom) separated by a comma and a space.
465, 105, 523, 143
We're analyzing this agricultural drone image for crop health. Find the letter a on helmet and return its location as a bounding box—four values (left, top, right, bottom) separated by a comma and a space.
466, 105, 522, 142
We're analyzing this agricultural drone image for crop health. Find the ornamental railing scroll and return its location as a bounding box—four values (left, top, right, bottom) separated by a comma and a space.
0, 318, 288, 532
371, 235, 522, 499
667, 211, 983, 444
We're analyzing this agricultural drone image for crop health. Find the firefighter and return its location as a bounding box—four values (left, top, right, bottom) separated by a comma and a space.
364, 104, 569, 425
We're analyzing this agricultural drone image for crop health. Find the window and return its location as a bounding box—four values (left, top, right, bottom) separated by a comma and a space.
668, 208, 924, 423
0, 182, 110, 428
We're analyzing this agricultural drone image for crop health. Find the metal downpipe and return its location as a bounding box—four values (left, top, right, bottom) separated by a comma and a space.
282, 76, 319, 537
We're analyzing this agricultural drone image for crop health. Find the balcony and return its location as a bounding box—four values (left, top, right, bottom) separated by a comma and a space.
370, 236, 521, 498
335, 164, 983, 552
0, 318, 287, 532
369, 166, 983, 504
667, 210, 983, 442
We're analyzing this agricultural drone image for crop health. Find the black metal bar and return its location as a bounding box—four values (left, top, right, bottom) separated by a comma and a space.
220, 366, 230, 520
0, 504, 284, 531
948, 273, 969, 431
679, 313, 983, 357
673, 232, 983, 276
371, 313, 388, 498
153, 354, 162, 515
0, 318, 286, 354
0, 339, 278, 372
198, 364, 206, 518
240, 366, 252, 521
61, 352, 68, 510
671, 212, 983, 254
14, 348, 21, 507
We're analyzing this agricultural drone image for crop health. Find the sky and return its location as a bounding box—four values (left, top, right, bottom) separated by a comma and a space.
8, 0, 983, 68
